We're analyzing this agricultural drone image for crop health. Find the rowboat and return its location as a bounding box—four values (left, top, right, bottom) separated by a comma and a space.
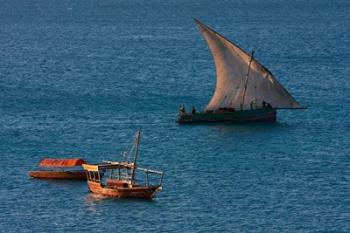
29, 158, 87, 180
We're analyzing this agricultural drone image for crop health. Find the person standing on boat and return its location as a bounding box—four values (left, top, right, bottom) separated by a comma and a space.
179, 104, 186, 115
191, 106, 196, 114
250, 100, 257, 110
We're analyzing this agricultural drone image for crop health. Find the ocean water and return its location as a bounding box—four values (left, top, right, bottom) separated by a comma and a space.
1, 0, 350, 232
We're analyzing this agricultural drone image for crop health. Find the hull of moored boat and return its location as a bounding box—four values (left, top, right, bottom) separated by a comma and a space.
29, 170, 86, 180
86, 180, 161, 199
176, 108, 276, 124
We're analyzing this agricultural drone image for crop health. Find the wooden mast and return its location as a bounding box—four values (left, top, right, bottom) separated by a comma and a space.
131, 130, 141, 184
241, 50, 254, 109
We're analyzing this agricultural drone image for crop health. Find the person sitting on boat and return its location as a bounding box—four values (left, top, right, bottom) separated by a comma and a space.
250, 100, 256, 110
191, 106, 196, 114
262, 100, 267, 108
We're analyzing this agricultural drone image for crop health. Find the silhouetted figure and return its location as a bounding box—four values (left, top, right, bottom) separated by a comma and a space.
191, 106, 196, 114
262, 101, 266, 108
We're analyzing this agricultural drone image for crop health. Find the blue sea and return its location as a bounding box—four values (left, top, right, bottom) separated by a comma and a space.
1, 0, 349, 232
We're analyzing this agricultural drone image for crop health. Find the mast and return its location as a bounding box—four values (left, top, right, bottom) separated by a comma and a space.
131, 130, 141, 184
241, 50, 254, 109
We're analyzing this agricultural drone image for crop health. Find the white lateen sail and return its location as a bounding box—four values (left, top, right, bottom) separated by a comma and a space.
195, 19, 301, 111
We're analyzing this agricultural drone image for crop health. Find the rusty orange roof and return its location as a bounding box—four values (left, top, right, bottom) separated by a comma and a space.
39, 158, 86, 167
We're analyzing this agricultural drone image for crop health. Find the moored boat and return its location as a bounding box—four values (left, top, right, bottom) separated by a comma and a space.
29, 158, 87, 180
177, 107, 276, 123
82, 131, 164, 199
177, 19, 304, 124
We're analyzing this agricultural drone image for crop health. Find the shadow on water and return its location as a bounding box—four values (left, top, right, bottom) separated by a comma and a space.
85, 193, 155, 203
84, 193, 156, 213
28, 178, 86, 190
177, 121, 291, 137
28, 178, 85, 184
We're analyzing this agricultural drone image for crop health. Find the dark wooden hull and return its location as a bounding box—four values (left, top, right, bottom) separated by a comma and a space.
86, 180, 161, 199
29, 170, 86, 180
177, 108, 276, 123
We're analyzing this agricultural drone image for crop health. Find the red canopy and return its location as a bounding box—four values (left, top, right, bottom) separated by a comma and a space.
39, 158, 86, 167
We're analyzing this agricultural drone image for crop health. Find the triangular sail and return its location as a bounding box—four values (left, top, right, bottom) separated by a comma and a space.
195, 19, 301, 110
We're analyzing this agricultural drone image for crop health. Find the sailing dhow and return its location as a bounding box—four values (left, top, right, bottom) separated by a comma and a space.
177, 19, 304, 123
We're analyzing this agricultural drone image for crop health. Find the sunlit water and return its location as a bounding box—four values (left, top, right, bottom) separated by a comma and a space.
1, 0, 349, 232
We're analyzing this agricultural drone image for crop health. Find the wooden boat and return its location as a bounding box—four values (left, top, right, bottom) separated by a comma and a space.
82, 131, 164, 199
29, 158, 87, 180
177, 19, 305, 124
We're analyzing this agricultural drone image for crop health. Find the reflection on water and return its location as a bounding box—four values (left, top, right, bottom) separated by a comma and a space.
28, 178, 86, 191
84, 193, 110, 213
208, 122, 284, 136
84, 193, 154, 205
179, 120, 290, 137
